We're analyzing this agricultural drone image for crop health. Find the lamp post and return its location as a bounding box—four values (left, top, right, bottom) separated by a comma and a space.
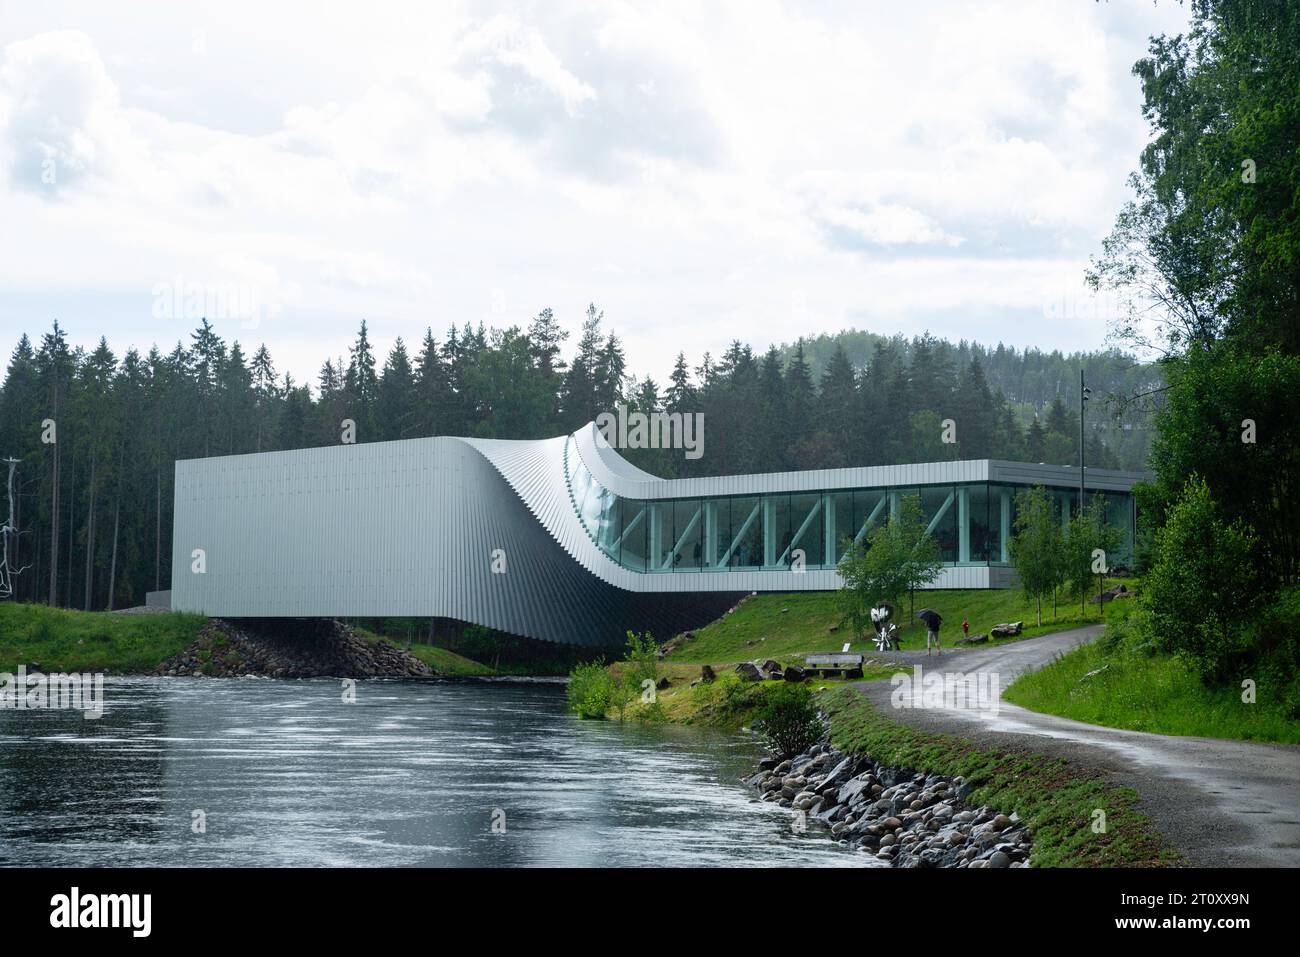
1079, 368, 1090, 516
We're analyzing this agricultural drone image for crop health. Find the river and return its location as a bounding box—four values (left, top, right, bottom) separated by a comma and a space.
0, 677, 874, 867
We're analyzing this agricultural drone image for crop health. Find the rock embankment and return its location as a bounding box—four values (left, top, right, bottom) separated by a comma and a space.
746, 742, 1033, 868
155, 618, 438, 679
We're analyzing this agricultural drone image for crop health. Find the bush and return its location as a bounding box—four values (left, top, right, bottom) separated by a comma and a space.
751, 683, 826, 758
566, 661, 617, 719
621, 631, 659, 696
1144, 475, 1261, 684
1238, 586, 1300, 719
1099, 602, 1146, 654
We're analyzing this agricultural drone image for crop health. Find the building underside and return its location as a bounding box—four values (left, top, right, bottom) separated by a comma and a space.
169, 423, 1145, 648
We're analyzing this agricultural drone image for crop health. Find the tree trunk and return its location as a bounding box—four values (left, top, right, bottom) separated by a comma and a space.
108, 493, 121, 611
48, 424, 59, 605
84, 454, 96, 611
65, 452, 76, 607
155, 469, 162, 592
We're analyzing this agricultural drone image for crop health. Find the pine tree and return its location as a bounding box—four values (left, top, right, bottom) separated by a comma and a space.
377, 337, 416, 441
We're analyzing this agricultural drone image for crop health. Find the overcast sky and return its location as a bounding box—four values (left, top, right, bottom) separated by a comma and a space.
0, 0, 1190, 387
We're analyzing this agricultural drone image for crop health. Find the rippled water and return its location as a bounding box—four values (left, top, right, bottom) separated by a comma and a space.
0, 677, 874, 867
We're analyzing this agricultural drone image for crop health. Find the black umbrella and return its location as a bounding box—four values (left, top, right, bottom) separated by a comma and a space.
916, 608, 942, 629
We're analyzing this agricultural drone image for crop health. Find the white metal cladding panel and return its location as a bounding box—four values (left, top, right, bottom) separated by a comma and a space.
988, 460, 1150, 492
574, 423, 993, 499
170, 428, 1028, 636
174, 439, 457, 617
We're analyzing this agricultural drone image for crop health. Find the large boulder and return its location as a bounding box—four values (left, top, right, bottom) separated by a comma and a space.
734, 661, 765, 681
990, 621, 1023, 638
836, 774, 873, 806
783, 665, 807, 682
700, 664, 716, 683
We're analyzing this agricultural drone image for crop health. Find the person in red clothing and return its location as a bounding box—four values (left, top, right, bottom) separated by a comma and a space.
962, 618, 970, 640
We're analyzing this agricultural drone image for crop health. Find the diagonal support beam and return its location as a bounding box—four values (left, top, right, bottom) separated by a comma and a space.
924, 492, 955, 537
611, 506, 645, 550
853, 494, 888, 544
718, 502, 761, 567
662, 505, 703, 570
778, 498, 823, 565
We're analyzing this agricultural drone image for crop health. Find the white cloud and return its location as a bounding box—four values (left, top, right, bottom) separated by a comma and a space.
0, 30, 126, 193
0, 0, 1193, 388
818, 202, 963, 248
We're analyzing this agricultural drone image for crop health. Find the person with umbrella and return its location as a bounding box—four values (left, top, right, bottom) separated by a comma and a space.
917, 608, 943, 656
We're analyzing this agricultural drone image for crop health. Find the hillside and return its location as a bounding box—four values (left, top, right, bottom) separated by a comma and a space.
663, 588, 1108, 665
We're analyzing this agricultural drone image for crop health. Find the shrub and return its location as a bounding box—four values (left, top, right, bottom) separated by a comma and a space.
1145, 475, 1261, 684
566, 661, 617, 719
621, 630, 659, 695
1238, 586, 1300, 719
1099, 603, 1149, 655
751, 683, 826, 758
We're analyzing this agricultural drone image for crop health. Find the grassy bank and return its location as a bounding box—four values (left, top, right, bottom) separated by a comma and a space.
0, 602, 207, 673
1004, 601, 1300, 745
664, 588, 1109, 665
820, 687, 1179, 867
353, 629, 497, 677
611, 662, 892, 728
604, 661, 1181, 866
0, 603, 501, 678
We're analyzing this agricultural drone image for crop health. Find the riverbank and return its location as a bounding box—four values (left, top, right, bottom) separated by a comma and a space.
747, 740, 1033, 867
819, 687, 1179, 867
0, 602, 450, 679
602, 657, 1178, 867
155, 617, 438, 679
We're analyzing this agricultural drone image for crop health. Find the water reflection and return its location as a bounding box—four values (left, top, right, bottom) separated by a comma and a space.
0, 678, 874, 867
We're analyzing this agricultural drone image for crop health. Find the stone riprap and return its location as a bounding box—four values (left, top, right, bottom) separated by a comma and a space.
745, 742, 1033, 868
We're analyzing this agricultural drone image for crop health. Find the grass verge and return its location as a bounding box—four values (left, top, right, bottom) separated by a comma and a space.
821, 686, 1180, 867
0, 602, 207, 673
1003, 635, 1300, 745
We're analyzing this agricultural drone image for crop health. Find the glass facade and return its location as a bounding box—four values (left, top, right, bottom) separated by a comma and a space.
564, 438, 1136, 573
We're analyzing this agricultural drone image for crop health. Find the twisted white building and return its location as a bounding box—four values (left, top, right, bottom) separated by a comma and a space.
169, 423, 1143, 648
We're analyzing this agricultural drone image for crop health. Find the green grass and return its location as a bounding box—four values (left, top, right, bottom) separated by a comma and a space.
353, 627, 498, 676
1004, 635, 1300, 745
0, 602, 207, 673
664, 587, 1110, 665
613, 662, 895, 728
821, 686, 1180, 867
405, 645, 498, 676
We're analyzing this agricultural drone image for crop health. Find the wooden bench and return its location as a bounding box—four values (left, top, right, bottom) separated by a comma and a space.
803, 653, 865, 679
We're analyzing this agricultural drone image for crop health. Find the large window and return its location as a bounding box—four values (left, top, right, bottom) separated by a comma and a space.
563, 437, 1134, 575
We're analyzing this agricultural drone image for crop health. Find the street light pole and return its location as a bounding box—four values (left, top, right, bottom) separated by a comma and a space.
1079, 367, 1090, 516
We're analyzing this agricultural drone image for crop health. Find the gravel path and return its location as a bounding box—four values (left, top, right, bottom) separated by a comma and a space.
853, 626, 1300, 867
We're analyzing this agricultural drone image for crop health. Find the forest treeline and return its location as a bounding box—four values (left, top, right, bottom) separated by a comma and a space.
0, 307, 1156, 611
